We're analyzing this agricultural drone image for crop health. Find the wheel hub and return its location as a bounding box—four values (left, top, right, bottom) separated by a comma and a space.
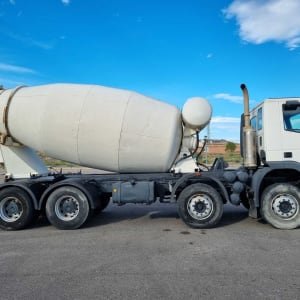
187, 194, 213, 220
272, 194, 299, 219
7, 202, 18, 214
0, 197, 23, 223
195, 202, 205, 212
55, 196, 80, 221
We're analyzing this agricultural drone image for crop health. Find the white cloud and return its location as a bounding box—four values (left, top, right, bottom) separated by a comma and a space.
224, 0, 300, 50
61, 0, 70, 6
208, 116, 241, 141
213, 92, 257, 105
211, 116, 240, 124
2, 30, 53, 49
213, 93, 243, 104
0, 63, 36, 74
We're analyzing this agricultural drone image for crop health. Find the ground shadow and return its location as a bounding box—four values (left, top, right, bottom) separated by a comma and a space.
219, 204, 249, 226
31, 203, 250, 230
86, 203, 249, 229
84, 203, 179, 228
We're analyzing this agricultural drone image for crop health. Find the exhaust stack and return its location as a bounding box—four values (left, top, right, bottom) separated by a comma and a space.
240, 84, 257, 169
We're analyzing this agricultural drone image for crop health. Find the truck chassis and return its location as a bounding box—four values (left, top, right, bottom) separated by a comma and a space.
0, 158, 299, 230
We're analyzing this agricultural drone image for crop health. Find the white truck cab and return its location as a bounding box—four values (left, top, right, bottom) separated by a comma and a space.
250, 98, 300, 165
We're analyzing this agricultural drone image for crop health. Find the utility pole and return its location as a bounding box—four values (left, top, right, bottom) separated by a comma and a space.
204, 124, 211, 164
207, 123, 211, 144
204, 135, 208, 164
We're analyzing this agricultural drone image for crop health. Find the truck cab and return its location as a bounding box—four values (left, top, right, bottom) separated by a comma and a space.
250, 98, 300, 165
245, 96, 300, 230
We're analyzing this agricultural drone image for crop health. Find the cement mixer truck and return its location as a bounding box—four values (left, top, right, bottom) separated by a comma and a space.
0, 83, 299, 230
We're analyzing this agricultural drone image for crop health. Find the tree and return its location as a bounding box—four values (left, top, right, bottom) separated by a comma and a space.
225, 141, 236, 153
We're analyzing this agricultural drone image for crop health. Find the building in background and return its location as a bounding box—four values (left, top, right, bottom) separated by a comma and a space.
199, 139, 240, 155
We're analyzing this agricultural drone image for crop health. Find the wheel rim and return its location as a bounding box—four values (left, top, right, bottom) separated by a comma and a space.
0, 197, 23, 223
54, 195, 80, 221
187, 194, 214, 220
271, 193, 299, 219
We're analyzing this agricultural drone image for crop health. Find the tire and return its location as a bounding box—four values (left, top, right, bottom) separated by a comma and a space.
94, 194, 111, 214
178, 183, 223, 229
0, 187, 34, 230
261, 183, 300, 230
46, 186, 90, 230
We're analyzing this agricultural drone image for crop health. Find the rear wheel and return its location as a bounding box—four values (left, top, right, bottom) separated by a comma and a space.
46, 186, 90, 230
261, 183, 300, 229
0, 187, 34, 230
178, 183, 223, 228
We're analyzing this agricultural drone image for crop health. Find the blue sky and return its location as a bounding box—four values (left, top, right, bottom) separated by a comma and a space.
0, 0, 300, 141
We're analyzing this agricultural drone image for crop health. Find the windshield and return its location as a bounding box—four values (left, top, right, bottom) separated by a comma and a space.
283, 102, 300, 132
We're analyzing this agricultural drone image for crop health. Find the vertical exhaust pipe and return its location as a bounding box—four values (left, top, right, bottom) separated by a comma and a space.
240, 84, 257, 169
241, 84, 251, 128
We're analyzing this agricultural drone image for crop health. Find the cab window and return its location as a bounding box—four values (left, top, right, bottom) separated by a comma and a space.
257, 108, 263, 130
283, 102, 300, 132
250, 116, 257, 130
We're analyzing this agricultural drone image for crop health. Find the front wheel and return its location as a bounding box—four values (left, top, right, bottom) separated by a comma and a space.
46, 186, 90, 230
261, 183, 300, 229
178, 183, 223, 229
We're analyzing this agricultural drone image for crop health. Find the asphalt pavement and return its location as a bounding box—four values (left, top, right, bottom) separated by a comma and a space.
0, 202, 299, 300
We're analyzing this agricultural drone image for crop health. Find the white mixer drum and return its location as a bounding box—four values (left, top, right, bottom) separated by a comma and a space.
0, 84, 183, 172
